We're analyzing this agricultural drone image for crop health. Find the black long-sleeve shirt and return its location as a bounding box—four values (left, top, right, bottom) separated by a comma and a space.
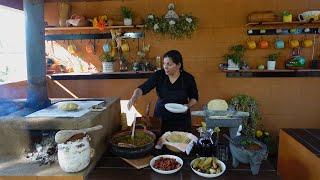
138, 69, 199, 101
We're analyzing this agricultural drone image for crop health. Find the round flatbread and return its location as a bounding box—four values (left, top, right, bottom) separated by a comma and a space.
166, 132, 190, 144
207, 99, 228, 111
59, 102, 79, 111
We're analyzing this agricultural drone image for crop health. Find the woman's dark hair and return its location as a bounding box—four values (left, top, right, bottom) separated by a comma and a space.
163, 50, 183, 70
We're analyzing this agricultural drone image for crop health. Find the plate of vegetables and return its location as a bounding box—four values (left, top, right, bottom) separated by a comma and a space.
190, 157, 226, 178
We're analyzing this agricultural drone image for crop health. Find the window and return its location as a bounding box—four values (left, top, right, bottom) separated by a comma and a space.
0, 5, 27, 84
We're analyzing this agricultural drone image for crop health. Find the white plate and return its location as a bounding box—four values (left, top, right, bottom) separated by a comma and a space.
150, 155, 183, 174
190, 158, 226, 178
165, 103, 188, 113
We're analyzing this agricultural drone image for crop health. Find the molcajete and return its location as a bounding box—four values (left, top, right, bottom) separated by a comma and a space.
229, 136, 267, 175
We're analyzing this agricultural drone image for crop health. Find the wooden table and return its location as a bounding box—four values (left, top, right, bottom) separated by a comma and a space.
88, 148, 280, 180
278, 129, 320, 180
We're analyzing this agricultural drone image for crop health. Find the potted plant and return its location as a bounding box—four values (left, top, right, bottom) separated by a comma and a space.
223, 45, 246, 70
282, 11, 292, 22
266, 52, 280, 70
99, 52, 115, 72
121, 6, 134, 26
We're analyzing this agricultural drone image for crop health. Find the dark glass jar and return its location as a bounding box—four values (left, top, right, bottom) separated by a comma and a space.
195, 136, 217, 157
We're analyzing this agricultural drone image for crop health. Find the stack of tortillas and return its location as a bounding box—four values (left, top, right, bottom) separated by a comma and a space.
207, 99, 228, 111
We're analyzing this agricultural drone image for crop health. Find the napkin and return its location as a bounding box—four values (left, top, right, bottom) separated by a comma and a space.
155, 131, 198, 155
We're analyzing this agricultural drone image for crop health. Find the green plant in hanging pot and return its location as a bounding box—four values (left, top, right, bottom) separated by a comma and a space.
121, 6, 134, 26
282, 11, 293, 22
144, 3, 198, 39
99, 53, 115, 72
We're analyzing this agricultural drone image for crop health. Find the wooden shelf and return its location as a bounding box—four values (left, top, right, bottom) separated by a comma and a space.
245, 21, 320, 27
223, 69, 320, 78
48, 71, 154, 80
45, 25, 145, 32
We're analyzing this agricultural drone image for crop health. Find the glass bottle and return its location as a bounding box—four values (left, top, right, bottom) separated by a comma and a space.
156, 56, 161, 70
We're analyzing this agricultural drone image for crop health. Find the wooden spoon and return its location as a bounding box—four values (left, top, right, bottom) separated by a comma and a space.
55, 125, 103, 144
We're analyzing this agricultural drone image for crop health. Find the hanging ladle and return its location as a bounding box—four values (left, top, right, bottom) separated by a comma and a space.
55, 124, 103, 144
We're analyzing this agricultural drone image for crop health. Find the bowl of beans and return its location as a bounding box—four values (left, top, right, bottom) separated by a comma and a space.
150, 155, 183, 174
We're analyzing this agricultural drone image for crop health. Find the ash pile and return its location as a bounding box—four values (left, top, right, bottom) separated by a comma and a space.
25, 130, 58, 166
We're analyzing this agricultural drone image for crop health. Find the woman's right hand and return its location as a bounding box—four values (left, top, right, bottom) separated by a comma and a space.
127, 88, 143, 110
127, 96, 136, 110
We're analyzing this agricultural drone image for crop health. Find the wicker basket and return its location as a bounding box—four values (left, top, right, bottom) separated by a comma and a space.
248, 11, 279, 23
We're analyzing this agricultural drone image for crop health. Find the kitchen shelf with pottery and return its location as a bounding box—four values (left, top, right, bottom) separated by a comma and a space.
222, 69, 320, 78
45, 25, 145, 40
191, 99, 249, 138
245, 20, 320, 27
246, 11, 320, 36
45, 25, 145, 34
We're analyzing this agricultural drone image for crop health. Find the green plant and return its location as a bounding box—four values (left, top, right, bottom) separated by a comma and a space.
223, 44, 246, 65
99, 53, 115, 62
228, 94, 261, 138
145, 13, 198, 39
121, 6, 134, 19
266, 52, 280, 61
282, 11, 292, 16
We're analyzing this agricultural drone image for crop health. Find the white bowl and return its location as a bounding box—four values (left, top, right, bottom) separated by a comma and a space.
150, 155, 183, 174
165, 103, 188, 113
190, 158, 226, 178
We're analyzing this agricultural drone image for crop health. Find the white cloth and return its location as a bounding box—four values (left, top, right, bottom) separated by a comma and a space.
155, 131, 198, 155
26, 101, 104, 118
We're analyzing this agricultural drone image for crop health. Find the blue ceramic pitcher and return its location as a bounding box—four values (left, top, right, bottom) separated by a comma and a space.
103, 42, 111, 53
275, 39, 285, 49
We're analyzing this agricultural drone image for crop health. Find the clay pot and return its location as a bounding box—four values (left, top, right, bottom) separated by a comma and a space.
58, 135, 94, 172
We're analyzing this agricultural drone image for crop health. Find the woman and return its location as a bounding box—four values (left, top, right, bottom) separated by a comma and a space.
127, 50, 199, 133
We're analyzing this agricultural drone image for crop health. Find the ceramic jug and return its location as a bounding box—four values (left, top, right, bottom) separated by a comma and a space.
259, 40, 269, 49
67, 43, 77, 54
275, 39, 285, 49
289, 39, 300, 48
247, 40, 256, 50
302, 39, 313, 48
103, 41, 111, 53
85, 41, 94, 54
121, 40, 130, 52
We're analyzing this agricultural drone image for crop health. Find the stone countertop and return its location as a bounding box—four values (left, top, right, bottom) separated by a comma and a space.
0, 97, 119, 130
